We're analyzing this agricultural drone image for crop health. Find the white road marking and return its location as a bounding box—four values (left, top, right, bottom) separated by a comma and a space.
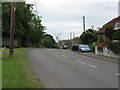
54, 52, 59, 55
61, 55, 69, 58
76, 60, 97, 68
115, 73, 120, 76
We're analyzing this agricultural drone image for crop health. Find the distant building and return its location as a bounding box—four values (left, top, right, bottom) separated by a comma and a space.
59, 39, 81, 48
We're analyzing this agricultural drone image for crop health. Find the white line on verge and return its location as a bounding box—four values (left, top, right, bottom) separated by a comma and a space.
115, 73, 120, 76
76, 60, 97, 68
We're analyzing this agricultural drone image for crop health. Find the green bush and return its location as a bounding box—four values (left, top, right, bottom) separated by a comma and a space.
108, 42, 120, 54
112, 30, 120, 40
104, 26, 114, 40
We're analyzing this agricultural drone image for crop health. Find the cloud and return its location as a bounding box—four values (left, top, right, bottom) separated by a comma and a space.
26, 0, 118, 40
44, 22, 82, 36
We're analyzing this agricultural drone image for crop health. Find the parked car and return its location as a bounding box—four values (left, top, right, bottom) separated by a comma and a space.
78, 44, 91, 53
72, 44, 91, 53
63, 45, 68, 49
72, 44, 79, 52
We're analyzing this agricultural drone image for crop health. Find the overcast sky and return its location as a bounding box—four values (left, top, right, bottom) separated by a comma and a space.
26, 0, 118, 41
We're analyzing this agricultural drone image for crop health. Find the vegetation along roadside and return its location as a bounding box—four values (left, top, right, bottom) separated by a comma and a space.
2, 48, 44, 88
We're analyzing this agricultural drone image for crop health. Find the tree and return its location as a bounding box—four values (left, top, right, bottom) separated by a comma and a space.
112, 29, 120, 40
2, 2, 46, 47
108, 42, 120, 54
2, 2, 34, 46
80, 29, 97, 44
41, 34, 57, 48
104, 26, 114, 41
29, 15, 46, 47
73, 37, 80, 40
2, 2, 11, 36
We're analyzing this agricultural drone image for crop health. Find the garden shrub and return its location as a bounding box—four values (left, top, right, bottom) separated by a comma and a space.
108, 42, 120, 54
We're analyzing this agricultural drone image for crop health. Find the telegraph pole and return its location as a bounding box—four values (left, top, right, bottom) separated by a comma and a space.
83, 16, 86, 32
9, 2, 16, 56
73, 33, 75, 39
69, 32, 72, 48
70, 32, 72, 40
72, 33, 75, 47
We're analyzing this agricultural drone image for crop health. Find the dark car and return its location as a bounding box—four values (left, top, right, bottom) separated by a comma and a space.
72, 44, 79, 52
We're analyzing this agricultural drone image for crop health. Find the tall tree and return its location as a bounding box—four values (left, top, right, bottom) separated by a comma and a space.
2, 2, 11, 36
2, 2, 46, 47
80, 29, 97, 44
41, 34, 57, 48
29, 15, 46, 47
104, 26, 114, 41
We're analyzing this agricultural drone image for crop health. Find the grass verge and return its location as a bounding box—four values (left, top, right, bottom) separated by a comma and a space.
2, 48, 44, 88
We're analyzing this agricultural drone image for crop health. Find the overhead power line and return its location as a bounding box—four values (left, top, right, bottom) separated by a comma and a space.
95, 1, 116, 11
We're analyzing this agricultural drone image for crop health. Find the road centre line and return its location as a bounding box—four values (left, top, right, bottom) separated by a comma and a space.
76, 60, 97, 68
115, 73, 120, 76
61, 55, 69, 58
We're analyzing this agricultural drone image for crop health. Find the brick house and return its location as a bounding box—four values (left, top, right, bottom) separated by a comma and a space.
97, 16, 120, 42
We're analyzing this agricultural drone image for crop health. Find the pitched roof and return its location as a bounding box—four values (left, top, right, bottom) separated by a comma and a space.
99, 16, 120, 33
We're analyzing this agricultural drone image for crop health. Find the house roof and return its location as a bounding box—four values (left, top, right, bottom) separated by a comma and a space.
99, 16, 120, 33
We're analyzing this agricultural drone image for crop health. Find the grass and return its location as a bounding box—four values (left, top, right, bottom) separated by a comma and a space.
2, 48, 44, 88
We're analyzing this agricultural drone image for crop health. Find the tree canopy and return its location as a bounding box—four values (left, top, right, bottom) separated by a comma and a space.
2, 2, 54, 47
41, 34, 57, 48
73, 37, 80, 40
104, 26, 114, 41
112, 30, 120, 40
80, 29, 97, 44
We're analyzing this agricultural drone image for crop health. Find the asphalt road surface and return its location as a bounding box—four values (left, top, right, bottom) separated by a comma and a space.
27, 48, 119, 88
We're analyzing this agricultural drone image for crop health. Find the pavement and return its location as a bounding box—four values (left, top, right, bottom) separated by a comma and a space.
27, 48, 119, 88
79, 52, 119, 63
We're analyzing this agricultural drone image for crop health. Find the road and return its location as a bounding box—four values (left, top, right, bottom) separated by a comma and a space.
27, 48, 118, 88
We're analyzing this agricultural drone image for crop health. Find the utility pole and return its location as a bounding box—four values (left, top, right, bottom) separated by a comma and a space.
73, 33, 75, 39
69, 32, 72, 48
83, 16, 86, 32
72, 33, 75, 47
70, 32, 72, 40
9, 2, 16, 56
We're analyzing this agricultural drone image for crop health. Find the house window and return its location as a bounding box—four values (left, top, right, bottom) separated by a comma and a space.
114, 21, 120, 30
